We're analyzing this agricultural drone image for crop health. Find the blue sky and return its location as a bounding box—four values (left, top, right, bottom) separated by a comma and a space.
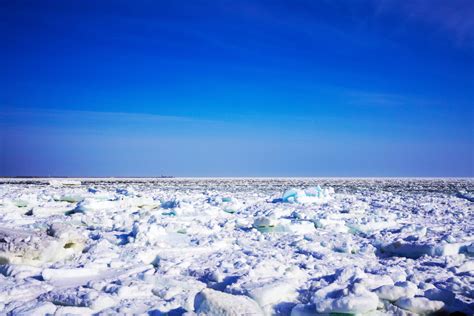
1, 0, 473, 177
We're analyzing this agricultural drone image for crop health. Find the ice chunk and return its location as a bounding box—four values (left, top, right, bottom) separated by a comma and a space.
374, 282, 418, 301
381, 240, 469, 258
356, 273, 394, 290
124, 196, 160, 209
55, 306, 94, 315
424, 288, 455, 305
13, 199, 29, 208
346, 216, 398, 234
0, 264, 42, 279
161, 199, 180, 209
194, 288, 263, 315
278, 219, 316, 234
305, 185, 334, 198
54, 194, 84, 203
74, 199, 117, 213
39, 287, 116, 312
279, 186, 333, 204
116, 283, 154, 299
465, 242, 474, 255
313, 282, 379, 314
152, 276, 206, 312
0, 226, 84, 266
395, 296, 444, 314
223, 201, 242, 214
0, 278, 53, 304
312, 268, 380, 314
313, 217, 349, 233
451, 260, 474, 274
116, 188, 135, 196
253, 216, 277, 233
304, 185, 322, 197
248, 280, 300, 313
42, 268, 101, 283
205, 195, 242, 213
229, 265, 306, 313
282, 189, 306, 203
87, 187, 98, 193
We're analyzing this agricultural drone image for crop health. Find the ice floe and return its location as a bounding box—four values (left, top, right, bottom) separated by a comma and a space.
0, 178, 472, 315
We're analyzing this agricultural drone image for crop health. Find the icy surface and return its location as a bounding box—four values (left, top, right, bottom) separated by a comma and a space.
0, 178, 472, 315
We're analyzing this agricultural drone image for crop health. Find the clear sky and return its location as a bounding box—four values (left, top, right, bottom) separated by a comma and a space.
1, 0, 473, 177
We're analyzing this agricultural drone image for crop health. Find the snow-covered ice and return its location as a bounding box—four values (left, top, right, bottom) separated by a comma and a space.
0, 178, 472, 315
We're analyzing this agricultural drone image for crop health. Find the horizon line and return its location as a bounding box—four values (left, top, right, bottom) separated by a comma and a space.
1, 176, 473, 180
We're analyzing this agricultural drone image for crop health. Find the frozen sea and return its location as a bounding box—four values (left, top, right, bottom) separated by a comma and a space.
0, 178, 473, 315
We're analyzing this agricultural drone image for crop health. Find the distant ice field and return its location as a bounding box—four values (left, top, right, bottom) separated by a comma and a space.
0, 178, 472, 315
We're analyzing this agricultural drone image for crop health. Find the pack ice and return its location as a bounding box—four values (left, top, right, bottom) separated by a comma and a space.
0, 178, 472, 315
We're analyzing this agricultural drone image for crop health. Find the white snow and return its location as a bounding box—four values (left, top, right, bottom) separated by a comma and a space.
395, 296, 444, 314
311, 267, 381, 314
194, 288, 263, 315
374, 281, 418, 301
0, 178, 472, 315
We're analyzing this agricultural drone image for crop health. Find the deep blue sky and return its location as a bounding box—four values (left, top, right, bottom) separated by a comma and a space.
1, 0, 473, 177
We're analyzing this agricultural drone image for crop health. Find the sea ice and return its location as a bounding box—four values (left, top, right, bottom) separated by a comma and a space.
0, 178, 472, 315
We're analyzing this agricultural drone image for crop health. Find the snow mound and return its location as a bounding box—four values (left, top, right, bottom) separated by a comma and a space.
374, 281, 418, 301
313, 283, 379, 314
194, 288, 263, 315
395, 296, 444, 314
312, 268, 380, 314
